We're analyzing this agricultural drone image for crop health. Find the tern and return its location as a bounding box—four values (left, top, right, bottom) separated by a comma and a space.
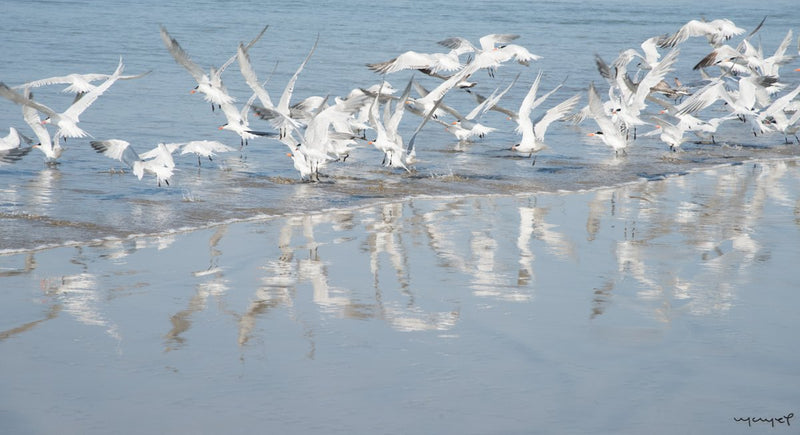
438, 34, 541, 77
0, 127, 33, 164
0, 58, 124, 139
21, 88, 64, 163
446, 73, 519, 143
642, 117, 689, 151
141, 140, 236, 166
587, 82, 630, 155
91, 139, 175, 186
14, 69, 151, 103
250, 34, 319, 138
659, 18, 746, 48
366, 44, 469, 75
160, 25, 268, 112
511, 71, 581, 164
367, 82, 409, 171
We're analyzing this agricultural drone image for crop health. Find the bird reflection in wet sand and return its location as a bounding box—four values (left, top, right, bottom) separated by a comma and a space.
516, 199, 577, 290
0, 253, 59, 341
516, 206, 536, 286
364, 203, 410, 291
673, 163, 784, 316
418, 199, 470, 273
592, 162, 797, 321
39, 269, 121, 343
238, 216, 306, 349
364, 202, 460, 331
0, 253, 37, 278
165, 225, 229, 351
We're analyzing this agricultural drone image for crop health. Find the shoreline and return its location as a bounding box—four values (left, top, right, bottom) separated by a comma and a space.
2, 154, 798, 257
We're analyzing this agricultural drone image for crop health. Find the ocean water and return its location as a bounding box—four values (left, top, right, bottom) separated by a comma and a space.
1, 1, 799, 434
1, 0, 799, 252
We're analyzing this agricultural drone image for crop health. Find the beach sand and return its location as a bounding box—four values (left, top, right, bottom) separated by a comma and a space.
1, 159, 798, 434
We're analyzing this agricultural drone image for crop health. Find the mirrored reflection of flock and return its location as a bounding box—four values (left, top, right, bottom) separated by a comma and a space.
1, 18, 799, 184
2, 160, 797, 353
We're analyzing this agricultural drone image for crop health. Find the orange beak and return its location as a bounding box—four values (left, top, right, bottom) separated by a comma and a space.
587, 133, 595, 137
451, 121, 458, 125
286, 153, 293, 157
218, 126, 224, 130
190, 89, 197, 94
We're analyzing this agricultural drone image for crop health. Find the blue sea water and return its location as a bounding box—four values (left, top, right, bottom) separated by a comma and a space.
1, 1, 799, 434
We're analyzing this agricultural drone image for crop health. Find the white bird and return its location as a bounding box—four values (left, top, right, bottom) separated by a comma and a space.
141, 140, 236, 166
0, 59, 124, 139
758, 29, 796, 78
438, 34, 541, 77
218, 90, 276, 146
21, 88, 64, 163
642, 116, 688, 151
90, 139, 175, 186
447, 74, 519, 143
659, 18, 746, 48
179, 140, 236, 165
250, 35, 319, 138
406, 60, 481, 119
236, 41, 275, 110
367, 82, 409, 171
650, 95, 736, 144
612, 48, 680, 138
586, 82, 630, 155
0, 127, 32, 164
160, 25, 267, 112
0, 127, 31, 149
692, 44, 752, 74
366, 44, 469, 75
759, 82, 800, 142
14, 69, 150, 102
511, 71, 581, 164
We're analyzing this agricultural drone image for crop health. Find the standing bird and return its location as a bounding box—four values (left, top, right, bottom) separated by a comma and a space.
586, 82, 630, 156
511, 71, 580, 164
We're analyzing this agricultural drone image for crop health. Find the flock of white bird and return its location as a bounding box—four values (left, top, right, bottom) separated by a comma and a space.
1, 17, 799, 185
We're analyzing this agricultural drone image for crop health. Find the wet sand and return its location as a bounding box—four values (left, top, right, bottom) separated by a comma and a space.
1, 158, 799, 434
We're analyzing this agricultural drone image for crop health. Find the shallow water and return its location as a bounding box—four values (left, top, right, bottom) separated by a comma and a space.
1, 0, 799, 252
2, 1, 800, 433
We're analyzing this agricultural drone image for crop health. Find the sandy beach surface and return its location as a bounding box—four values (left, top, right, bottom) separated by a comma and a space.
1, 159, 798, 434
